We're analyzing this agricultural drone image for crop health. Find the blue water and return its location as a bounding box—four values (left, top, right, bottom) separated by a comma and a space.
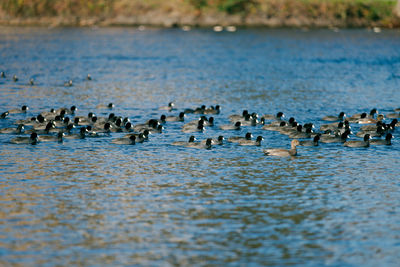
0, 26, 400, 266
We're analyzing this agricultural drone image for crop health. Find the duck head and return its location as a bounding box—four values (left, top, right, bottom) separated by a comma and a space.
104, 122, 112, 131
245, 132, 253, 140
59, 109, 66, 117
70, 105, 77, 114
160, 114, 166, 123
125, 122, 132, 131
66, 123, 75, 132
205, 138, 212, 148
115, 118, 123, 127
1, 111, 9, 119
45, 122, 55, 132
108, 113, 115, 122
30, 132, 38, 144
147, 119, 158, 128
57, 132, 65, 142
142, 129, 150, 138
63, 117, 70, 124
123, 117, 130, 125
304, 123, 314, 130
16, 124, 24, 133
79, 127, 87, 137
291, 139, 300, 149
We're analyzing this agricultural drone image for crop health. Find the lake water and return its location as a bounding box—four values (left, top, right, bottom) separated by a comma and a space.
0, 26, 400, 266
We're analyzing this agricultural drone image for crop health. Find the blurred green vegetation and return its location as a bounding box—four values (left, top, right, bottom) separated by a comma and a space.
1, 0, 113, 17
1, 0, 399, 26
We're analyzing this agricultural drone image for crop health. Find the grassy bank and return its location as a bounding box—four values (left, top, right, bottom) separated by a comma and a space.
1, 0, 399, 27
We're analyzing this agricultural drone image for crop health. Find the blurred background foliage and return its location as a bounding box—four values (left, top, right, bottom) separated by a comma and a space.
0, 0, 399, 26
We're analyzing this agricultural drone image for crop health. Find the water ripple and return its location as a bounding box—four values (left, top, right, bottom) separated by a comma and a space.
0, 27, 400, 266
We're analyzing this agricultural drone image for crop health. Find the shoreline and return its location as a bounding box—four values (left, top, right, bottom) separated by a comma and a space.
1, 15, 399, 29
1, 0, 400, 29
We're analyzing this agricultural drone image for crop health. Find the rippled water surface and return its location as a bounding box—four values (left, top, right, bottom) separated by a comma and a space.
1, 27, 400, 266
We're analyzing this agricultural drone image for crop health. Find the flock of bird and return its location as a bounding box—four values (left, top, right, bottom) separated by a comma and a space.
1, 72, 399, 157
